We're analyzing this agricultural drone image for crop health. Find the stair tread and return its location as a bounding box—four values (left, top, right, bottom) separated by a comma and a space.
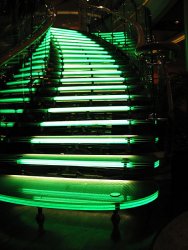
0, 175, 159, 210
0, 26, 164, 211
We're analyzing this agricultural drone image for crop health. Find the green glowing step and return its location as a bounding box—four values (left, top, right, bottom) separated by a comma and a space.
6, 80, 29, 86
54, 42, 101, 47
29, 55, 49, 60
29, 135, 157, 144
14, 72, 44, 79
53, 33, 91, 38
0, 109, 23, 114
16, 153, 160, 169
36, 45, 50, 51
48, 106, 132, 113
19, 66, 45, 72
6, 79, 40, 86
52, 31, 86, 36
52, 34, 93, 39
52, 77, 133, 85
51, 27, 81, 33
56, 45, 105, 50
24, 60, 47, 66
52, 94, 139, 102
0, 86, 131, 97
0, 97, 30, 103
54, 37, 95, 42
56, 85, 131, 92
55, 43, 104, 50
59, 49, 108, 55
60, 54, 112, 59
0, 119, 153, 128
0, 88, 35, 94
40, 119, 146, 127
52, 32, 91, 37
32, 51, 50, 57
57, 64, 119, 69
60, 59, 115, 63
59, 77, 124, 83
0, 122, 15, 127
52, 70, 122, 76
0, 175, 159, 210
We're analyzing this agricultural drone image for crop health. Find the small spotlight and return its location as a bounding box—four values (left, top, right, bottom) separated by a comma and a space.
175, 20, 180, 24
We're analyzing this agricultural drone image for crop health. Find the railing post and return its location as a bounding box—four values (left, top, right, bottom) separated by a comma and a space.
111, 203, 121, 241
184, 0, 188, 72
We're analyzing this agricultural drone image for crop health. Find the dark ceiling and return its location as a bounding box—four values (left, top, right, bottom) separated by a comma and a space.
152, 0, 184, 41
51, 0, 125, 10
152, 0, 184, 32
50, 0, 185, 40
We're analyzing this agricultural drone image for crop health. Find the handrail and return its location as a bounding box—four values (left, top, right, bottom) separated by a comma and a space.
0, 1, 55, 67
88, 4, 145, 48
86, 3, 146, 48
0, 16, 54, 68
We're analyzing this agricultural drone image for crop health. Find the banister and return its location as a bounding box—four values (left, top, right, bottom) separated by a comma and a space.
0, 2, 55, 67
86, 3, 146, 48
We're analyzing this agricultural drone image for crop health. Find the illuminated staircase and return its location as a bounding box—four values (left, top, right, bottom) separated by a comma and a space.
0, 27, 160, 237
95, 31, 136, 57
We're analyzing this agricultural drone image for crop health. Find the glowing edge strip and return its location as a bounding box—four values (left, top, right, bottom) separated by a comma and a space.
0, 191, 159, 210
40, 120, 131, 126
17, 159, 124, 167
